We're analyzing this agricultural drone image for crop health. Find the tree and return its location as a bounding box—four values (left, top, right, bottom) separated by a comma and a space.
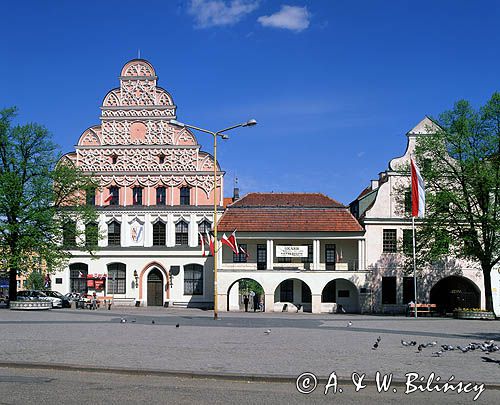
413, 93, 500, 311
0, 107, 98, 302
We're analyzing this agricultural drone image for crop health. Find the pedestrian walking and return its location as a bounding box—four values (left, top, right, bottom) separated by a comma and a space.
91, 292, 97, 310
253, 294, 259, 312
243, 295, 249, 312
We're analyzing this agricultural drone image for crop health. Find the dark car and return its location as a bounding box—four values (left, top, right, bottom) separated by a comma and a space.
42, 290, 71, 308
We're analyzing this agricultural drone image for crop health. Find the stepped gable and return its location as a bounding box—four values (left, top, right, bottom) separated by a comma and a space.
219, 193, 363, 232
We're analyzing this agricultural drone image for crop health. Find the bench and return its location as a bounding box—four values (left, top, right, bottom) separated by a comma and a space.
407, 303, 437, 316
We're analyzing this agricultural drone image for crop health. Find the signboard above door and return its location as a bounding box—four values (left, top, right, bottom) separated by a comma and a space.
276, 245, 308, 258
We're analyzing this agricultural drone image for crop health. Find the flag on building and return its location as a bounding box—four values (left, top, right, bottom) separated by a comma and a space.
221, 231, 238, 254
239, 245, 249, 259
104, 190, 114, 203
206, 230, 214, 256
411, 158, 425, 217
199, 232, 206, 257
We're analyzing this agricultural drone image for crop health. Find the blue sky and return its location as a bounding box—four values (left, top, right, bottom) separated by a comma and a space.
2, 0, 500, 204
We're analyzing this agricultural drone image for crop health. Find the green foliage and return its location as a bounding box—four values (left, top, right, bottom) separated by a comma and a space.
410, 93, 500, 310
0, 107, 99, 299
238, 279, 264, 295
25, 271, 44, 290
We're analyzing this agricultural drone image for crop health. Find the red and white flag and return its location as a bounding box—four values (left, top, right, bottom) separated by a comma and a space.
199, 232, 206, 257
206, 230, 214, 256
221, 231, 238, 254
411, 158, 425, 217
239, 245, 249, 259
104, 191, 114, 203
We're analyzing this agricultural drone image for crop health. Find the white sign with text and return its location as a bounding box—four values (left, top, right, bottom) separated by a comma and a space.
276, 245, 308, 258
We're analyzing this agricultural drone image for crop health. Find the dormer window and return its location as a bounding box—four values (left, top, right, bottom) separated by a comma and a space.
111, 154, 118, 164
159, 154, 165, 164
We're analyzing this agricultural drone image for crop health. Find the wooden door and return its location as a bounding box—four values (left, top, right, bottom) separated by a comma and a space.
147, 268, 163, 306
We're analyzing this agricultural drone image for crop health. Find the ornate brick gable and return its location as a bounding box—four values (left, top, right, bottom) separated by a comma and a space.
71, 59, 222, 197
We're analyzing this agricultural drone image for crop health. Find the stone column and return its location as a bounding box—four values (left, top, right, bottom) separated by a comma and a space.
313, 240, 320, 270
312, 294, 322, 314
264, 293, 274, 312
266, 240, 274, 270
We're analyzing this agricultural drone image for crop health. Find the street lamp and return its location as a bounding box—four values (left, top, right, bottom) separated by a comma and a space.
169, 118, 257, 320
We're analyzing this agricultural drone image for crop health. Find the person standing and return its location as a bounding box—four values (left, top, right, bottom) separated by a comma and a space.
253, 294, 259, 312
243, 295, 249, 312
91, 292, 97, 310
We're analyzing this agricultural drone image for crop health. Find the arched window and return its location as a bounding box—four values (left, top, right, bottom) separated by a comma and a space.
62, 220, 76, 247
184, 264, 203, 295
198, 220, 212, 234
180, 187, 190, 205
85, 222, 98, 247
175, 220, 188, 246
108, 221, 121, 246
69, 263, 88, 294
153, 221, 166, 246
107, 263, 126, 294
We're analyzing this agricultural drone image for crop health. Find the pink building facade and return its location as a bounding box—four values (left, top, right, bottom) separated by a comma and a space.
53, 59, 221, 307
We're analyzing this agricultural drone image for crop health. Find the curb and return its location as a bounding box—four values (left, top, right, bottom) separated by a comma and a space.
1, 361, 500, 390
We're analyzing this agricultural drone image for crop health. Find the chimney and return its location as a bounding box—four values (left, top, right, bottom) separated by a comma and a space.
232, 187, 240, 202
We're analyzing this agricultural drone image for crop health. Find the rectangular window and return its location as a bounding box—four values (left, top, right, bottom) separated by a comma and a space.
109, 186, 119, 206
403, 276, 415, 304
175, 221, 189, 246
55, 278, 62, 284
62, 221, 76, 247
153, 222, 166, 246
184, 264, 203, 295
280, 279, 294, 302
325, 244, 336, 270
383, 229, 397, 253
132, 187, 143, 205
382, 276, 397, 304
180, 187, 190, 205
233, 243, 247, 263
403, 229, 413, 255
108, 221, 121, 246
257, 244, 266, 270
86, 188, 95, 206
301, 245, 313, 263
108, 264, 126, 294
404, 190, 412, 214
85, 222, 98, 247
156, 187, 166, 205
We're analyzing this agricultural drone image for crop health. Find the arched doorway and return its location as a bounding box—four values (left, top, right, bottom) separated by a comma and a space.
274, 279, 312, 312
227, 278, 264, 312
147, 268, 164, 306
322, 279, 359, 313
430, 276, 480, 314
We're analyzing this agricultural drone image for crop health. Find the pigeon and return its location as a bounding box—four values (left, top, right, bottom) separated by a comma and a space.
372, 340, 379, 350
347, 321, 353, 327
151, 320, 155, 324
426, 341, 437, 347
401, 340, 410, 347
457, 346, 469, 353
376, 336, 381, 343
433, 350, 444, 357
417, 344, 425, 352
264, 329, 271, 335
176, 323, 180, 328
410, 341, 417, 346
120, 318, 127, 323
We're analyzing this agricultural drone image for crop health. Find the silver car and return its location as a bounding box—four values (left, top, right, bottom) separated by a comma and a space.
16, 290, 62, 308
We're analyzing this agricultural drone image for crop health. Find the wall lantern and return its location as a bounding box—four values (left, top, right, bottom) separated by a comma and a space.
133, 270, 139, 288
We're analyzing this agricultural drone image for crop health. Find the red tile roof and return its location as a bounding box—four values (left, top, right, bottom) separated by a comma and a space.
229, 192, 344, 208
219, 193, 363, 233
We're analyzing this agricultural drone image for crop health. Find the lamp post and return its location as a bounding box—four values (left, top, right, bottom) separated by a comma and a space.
169, 118, 256, 320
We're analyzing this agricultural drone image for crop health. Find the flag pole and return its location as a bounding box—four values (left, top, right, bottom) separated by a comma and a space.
412, 215, 417, 319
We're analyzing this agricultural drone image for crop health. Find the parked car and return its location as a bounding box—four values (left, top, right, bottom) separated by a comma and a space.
16, 290, 62, 308
41, 290, 71, 308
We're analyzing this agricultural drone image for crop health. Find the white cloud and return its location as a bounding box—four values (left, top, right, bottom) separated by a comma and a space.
188, 0, 259, 28
257, 5, 310, 32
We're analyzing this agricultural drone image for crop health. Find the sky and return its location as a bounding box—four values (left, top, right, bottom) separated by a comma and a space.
1, 0, 500, 205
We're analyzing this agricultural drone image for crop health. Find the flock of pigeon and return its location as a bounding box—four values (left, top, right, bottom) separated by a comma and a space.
119, 318, 180, 328
401, 339, 500, 357
345, 320, 499, 359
